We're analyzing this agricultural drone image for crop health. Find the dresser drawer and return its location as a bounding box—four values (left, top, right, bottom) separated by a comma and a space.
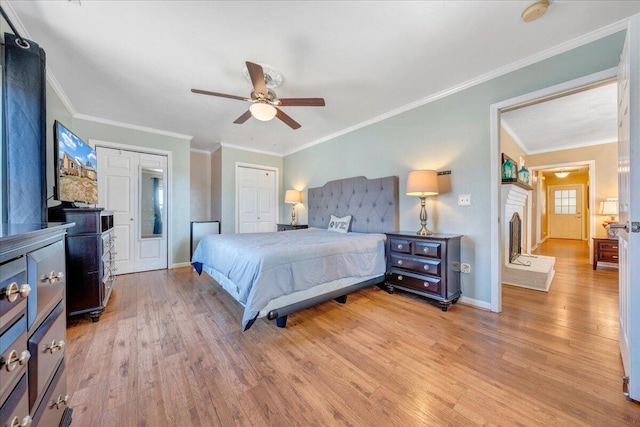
414, 241, 441, 259
598, 241, 619, 251
0, 374, 29, 427
597, 250, 619, 262
389, 255, 442, 277
31, 360, 69, 427
0, 316, 29, 405
0, 258, 28, 335
27, 240, 66, 332
387, 271, 441, 295
389, 238, 412, 254
28, 302, 65, 412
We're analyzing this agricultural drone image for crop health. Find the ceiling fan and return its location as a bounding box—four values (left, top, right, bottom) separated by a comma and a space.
191, 61, 325, 130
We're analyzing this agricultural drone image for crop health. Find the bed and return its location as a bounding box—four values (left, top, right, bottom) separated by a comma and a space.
191, 175, 399, 330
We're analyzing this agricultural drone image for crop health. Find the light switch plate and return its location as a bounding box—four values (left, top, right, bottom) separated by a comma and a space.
458, 194, 471, 206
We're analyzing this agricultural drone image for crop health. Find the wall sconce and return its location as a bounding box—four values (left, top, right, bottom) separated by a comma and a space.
406, 170, 439, 235
284, 190, 302, 225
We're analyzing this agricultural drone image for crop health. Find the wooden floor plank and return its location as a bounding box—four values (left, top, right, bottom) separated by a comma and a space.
65, 238, 640, 426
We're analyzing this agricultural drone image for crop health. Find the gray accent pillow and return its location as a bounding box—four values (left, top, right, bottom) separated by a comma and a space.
328, 214, 351, 233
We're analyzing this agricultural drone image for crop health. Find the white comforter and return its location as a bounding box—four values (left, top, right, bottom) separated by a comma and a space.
191, 228, 386, 329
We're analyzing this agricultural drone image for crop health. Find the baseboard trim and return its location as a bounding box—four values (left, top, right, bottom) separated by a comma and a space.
458, 296, 492, 311
171, 262, 192, 269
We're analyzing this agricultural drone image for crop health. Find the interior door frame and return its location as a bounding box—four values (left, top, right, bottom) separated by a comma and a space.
489, 67, 618, 313
91, 139, 173, 268
234, 162, 279, 233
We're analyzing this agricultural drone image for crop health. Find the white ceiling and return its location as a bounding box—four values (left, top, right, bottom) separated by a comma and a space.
501, 82, 618, 154
5, 1, 640, 156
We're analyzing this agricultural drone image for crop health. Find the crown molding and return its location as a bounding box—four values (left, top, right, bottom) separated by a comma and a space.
75, 113, 192, 141
220, 142, 283, 158
500, 121, 530, 153
526, 138, 617, 155
284, 16, 632, 157
190, 148, 212, 155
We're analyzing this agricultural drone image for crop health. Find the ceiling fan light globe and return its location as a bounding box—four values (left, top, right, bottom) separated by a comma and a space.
250, 103, 277, 121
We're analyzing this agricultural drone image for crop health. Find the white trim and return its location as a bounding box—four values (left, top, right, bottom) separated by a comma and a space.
284, 20, 631, 157
490, 69, 617, 313
500, 121, 529, 153
525, 138, 618, 155
91, 139, 174, 270
46, 68, 77, 117
190, 148, 212, 155
171, 262, 192, 269
234, 162, 280, 234
220, 142, 283, 158
76, 114, 192, 141
459, 296, 492, 311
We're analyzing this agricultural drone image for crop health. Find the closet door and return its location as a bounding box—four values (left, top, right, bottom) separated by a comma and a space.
97, 147, 168, 273
237, 166, 276, 233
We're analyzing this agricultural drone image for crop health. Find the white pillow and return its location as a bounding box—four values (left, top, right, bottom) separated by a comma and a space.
328, 214, 351, 233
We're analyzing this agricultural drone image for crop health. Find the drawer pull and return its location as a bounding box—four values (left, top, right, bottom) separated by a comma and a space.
50, 394, 70, 410
2, 349, 31, 372
44, 340, 66, 354
3, 282, 31, 302
423, 265, 430, 271
423, 282, 430, 288
423, 247, 430, 254
42, 271, 64, 283
397, 275, 403, 281
9, 415, 32, 427
397, 244, 403, 250
397, 260, 403, 265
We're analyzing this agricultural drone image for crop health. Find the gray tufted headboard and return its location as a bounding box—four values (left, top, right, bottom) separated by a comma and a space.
307, 175, 399, 233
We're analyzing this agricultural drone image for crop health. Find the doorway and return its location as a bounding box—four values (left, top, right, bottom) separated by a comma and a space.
235, 163, 278, 233
95, 143, 170, 274
547, 183, 585, 240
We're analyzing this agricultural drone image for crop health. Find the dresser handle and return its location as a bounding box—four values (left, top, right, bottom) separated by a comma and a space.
2, 349, 31, 372
9, 415, 32, 427
50, 394, 70, 410
397, 275, 403, 281
397, 244, 403, 250
423, 265, 430, 271
44, 340, 65, 354
423, 282, 430, 288
423, 247, 430, 254
397, 260, 403, 265
3, 283, 31, 302
42, 271, 64, 283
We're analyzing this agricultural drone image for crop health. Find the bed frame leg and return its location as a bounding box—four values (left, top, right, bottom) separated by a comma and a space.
276, 315, 288, 328
334, 295, 348, 304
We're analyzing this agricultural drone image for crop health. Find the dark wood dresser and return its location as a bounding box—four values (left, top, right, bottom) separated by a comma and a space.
0, 223, 73, 426
385, 231, 462, 311
593, 237, 619, 270
47, 208, 116, 322
276, 224, 308, 232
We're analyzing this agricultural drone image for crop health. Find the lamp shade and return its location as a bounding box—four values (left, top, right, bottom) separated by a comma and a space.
284, 190, 302, 204
250, 103, 277, 121
406, 170, 439, 196
599, 199, 618, 216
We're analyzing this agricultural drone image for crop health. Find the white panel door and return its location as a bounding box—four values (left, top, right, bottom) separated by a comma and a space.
617, 16, 639, 401
237, 166, 276, 233
97, 147, 136, 274
548, 184, 583, 239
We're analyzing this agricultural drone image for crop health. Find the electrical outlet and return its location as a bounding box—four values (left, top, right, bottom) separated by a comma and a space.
461, 263, 471, 273
458, 194, 471, 206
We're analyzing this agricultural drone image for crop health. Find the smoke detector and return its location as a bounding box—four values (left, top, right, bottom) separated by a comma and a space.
522, 0, 549, 23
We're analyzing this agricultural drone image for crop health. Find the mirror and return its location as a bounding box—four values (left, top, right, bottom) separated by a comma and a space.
140, 167, 164, 238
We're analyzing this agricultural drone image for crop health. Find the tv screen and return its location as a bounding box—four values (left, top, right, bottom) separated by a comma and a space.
54, 121, 98, 205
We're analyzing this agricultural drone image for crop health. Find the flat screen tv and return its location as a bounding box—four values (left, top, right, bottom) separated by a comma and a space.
53, 121, 98, 205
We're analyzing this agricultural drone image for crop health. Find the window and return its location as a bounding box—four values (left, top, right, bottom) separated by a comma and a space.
554, 189, 576, 214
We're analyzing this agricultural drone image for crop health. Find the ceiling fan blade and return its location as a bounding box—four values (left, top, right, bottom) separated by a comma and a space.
275, 108, 301, 129
233, 110, 253, 124
191, 88, 248, 102
245, 61, 268, 96
277, 98, 326, 107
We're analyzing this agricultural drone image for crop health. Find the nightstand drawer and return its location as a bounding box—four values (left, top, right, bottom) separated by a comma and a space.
390, 255, 441, 277
389, 238, 412, 254
598, 251, 618, 261
414, 241, 441, 259
388, 272, 441, 295
598, 241, 619, 251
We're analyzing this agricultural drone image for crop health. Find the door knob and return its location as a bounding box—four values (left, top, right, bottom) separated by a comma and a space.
609, 222, 629, 231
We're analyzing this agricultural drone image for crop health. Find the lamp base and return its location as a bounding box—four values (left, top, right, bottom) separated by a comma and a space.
417, 227, 433, 236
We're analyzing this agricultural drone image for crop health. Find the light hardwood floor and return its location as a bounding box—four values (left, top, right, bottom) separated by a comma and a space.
66, 238, 640, 426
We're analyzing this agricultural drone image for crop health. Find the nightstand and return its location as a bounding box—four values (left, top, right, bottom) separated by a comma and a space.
593, 237, 619, 270
277, 224, 309, 232
385, 231, 462, 311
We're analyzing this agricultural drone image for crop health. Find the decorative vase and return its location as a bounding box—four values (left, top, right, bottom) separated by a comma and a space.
502, 158, 516, 180
518, 166, 529, 184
